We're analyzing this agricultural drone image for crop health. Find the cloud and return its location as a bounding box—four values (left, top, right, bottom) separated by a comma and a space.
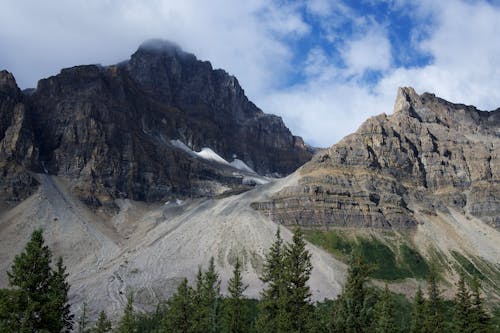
1, 0, 499, 148
341, 27, 392, 75
0, 0, 306, 98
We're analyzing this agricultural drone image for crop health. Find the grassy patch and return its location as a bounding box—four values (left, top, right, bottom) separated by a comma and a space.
303, 229, 353, 259
399, 244, 430, 278
451, 250, 485, 281
304, 230, 431, 281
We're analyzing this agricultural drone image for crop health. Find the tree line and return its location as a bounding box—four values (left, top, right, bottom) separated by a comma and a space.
0, 228, 497, 332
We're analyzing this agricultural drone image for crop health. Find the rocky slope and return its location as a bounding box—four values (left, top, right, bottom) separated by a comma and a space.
0, 40, 312, 209
0, 86, 499, 317
253, 87, 500, 230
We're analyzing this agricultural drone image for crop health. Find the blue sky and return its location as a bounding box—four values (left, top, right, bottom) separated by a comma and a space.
1, 0, 500, 147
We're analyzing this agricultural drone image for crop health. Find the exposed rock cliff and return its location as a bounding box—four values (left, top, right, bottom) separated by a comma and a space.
0, 41, 312, 208
0, 71, 38, 208
252, 87, 500, 229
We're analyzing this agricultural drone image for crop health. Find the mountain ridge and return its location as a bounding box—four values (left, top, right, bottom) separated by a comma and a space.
0, 40, 312, 210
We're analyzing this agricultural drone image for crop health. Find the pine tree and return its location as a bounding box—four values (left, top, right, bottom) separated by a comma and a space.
77, 301, 89, 333
374, 284, 397, 333
3, 229, 73, 332
334, 254, 373, 333
256, 227, 285, 333
117, 292, 135, 333
199, 257, 221, 333
409, 287, 425, 333
224, 257, 249, 333
7, 229, 53, 332
48, 257, 74, 332
469, 278, 491, 333
453, 275, 472, 333
423, 272, 444, 333
283, 227, 313, 333
92, 310, 112, 333
163, 278, 195, 333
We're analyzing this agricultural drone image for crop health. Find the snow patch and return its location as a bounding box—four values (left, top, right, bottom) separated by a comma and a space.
230, 159, 256, 174
243, 176, 270, 186
196, 148, 230, 165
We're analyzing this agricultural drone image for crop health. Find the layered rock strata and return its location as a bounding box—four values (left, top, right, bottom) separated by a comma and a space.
252, 87, 500, 229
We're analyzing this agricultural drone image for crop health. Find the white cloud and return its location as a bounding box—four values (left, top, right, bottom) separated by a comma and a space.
341, 29, 392, 75
1, 0, 499, 149
377, 0, 500, 109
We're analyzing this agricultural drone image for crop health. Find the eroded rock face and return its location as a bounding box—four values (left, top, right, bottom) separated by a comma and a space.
253, 87, 500, 229
0, 41, 312, 207
0, 71, 38, 207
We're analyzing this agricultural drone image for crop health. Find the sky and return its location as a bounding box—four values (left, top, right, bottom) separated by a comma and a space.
1, 0, 500, 147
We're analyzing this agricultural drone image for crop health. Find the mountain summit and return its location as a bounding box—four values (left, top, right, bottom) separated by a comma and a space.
253, 87, 499, 230
0, 40, 312, 209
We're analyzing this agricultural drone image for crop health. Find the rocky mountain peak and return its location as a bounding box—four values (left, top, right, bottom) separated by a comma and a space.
253, 88, 500, 230
0, 41, 312, 208
0, 70, 21, 97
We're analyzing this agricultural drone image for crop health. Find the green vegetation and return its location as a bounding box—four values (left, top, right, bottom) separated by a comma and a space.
304, 230, 429, 281
0, 228, 495, 332
0, 229, 73, 332
451, 250, 485, 281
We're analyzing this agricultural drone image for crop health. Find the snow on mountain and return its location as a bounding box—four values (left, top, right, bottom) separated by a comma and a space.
196, 147, 230, 165
230, 159, 256, 174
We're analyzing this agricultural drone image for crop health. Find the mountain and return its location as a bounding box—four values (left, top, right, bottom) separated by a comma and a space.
1, 41, 499, 317
0, 39, 312, 212
253, 87, 499, 230
252, 87, 500, 302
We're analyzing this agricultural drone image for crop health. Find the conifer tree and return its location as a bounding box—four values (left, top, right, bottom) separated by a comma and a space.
409, 287, 425, 333
3, 229, 73, 332
163, 278, 195, 333
423, 272, 444, 333
7, 229, 53, 331
453, 275, 472, 333
224, 257, 249, 333
334, 254, 373, 333
49, 257, 74, 332
374, 284, 397, 333
92, 310, 112, 333
284, 227, 313, 333
117, 292, 135, 333
77, 301, 89, 333
256, 228, 285, 333
469, 278, 491, 333
200, 257, 221, 333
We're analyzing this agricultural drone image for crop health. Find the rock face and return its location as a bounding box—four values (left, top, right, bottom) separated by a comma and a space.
252, 87, 500, 229
0, 71, 38, 208
0, 40, 312, 207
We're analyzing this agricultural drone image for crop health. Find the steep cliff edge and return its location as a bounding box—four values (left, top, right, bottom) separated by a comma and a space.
0, 40, 312, 208
253, 87, 500, 230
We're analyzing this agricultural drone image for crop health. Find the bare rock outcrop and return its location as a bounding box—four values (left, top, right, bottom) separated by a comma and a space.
0, 41, 312, 208
253, 87, 500, 229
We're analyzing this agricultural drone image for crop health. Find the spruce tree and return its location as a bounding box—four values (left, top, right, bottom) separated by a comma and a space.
117, 292, 135, 333
77, 301, 89, 333
200, 257, 221, 333
4, 229, 73, 332
224, 257, 249, 333
48, 257, 74, 332
453, 275, 472, 333
256, 227, 285, 333
7, 229, 53, 331
423, 272, 444, 333
409, 287, 425, 333
334, 254, 373, 333
469, 278, 491, 333
374, 284, 397, 333
163, 278, 195, 333
92, 310, 112, 333
283, 227, 313, 333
